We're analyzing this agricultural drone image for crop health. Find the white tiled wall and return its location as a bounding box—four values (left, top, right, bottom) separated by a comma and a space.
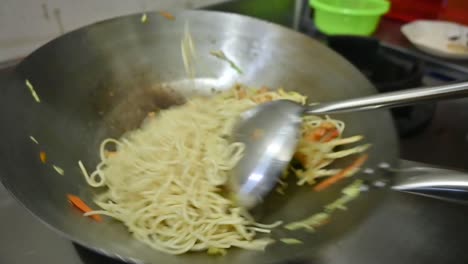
0, 0, 228, 62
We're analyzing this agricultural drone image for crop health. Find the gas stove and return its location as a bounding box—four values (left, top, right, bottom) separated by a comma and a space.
2, 1, 468, 264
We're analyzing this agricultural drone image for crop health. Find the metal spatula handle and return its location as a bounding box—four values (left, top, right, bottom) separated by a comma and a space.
306, 81, 468, 115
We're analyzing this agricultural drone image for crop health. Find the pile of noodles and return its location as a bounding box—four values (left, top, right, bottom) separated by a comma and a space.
80, 86, 368, 255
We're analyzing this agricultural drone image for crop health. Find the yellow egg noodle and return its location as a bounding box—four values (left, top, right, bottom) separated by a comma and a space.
80, 86, 368, 255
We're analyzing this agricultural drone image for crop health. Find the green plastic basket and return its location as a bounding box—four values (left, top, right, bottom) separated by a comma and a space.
310, 0, 390, 36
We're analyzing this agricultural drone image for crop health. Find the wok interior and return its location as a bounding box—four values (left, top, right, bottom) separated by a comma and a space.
1, 11, 398, 264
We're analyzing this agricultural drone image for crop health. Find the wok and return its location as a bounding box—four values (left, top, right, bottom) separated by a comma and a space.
0, 10, 400, 264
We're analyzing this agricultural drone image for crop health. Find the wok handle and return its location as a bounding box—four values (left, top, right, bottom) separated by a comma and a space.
305, 81, 468, 114
391, 160, 468, 204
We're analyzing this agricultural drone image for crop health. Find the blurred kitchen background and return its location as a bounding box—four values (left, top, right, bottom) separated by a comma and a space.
2, 0, 468, 62
0, 0, 229, 62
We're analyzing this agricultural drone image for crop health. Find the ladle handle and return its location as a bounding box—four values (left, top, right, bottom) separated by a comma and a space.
305, 81, 468, 114
391, 160, 468, 205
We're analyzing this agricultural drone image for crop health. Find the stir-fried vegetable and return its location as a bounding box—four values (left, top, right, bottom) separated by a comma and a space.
159, 11, 175, 20
210, 50, 243, 74
39, 151, 47, 164
29, 136, 39, 144
141, 13, 148, 23
285, 180, 363, 232
181, 22, 196, 78
306, 123, 340, 143
52, 165, 64, 176
67, 194, 102, 222
313, 154, 368, 191
207, 247, 227, 256
25, 79, 40, 103
280, 238, 303, 244
285, 212, 330, 231
325, 180, 363, 212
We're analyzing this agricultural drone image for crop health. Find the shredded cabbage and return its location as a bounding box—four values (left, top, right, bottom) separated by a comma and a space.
207, 247, 227, 256
280, 238, 303, 245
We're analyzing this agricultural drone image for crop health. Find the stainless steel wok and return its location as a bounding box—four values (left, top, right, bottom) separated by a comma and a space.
0, 10, 438, 264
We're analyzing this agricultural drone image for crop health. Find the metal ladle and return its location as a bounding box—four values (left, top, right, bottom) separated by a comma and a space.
231, 82, 468, 208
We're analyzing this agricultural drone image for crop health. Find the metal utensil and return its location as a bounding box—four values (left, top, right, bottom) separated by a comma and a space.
232, 82, 468, 208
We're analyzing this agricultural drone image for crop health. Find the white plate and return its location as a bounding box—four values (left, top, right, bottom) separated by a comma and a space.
401, 20, 468, 60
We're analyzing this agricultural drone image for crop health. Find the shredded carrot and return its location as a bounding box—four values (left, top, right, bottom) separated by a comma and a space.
321, 122, 335, 129
313, 154, 368, 192
39, 151, 47, 164
67, 194, 102, 222
306, 125, 340, 142
321, 128, 340, 142
159, 11, 175, 20
307, 127, 327, 141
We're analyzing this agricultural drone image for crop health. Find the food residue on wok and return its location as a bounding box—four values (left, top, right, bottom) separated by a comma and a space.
140, 13, 148, 23
139, 11, 175, 22
39, 151, 47, 164
159, 11, 175, 21
280, 238, 303, 245
210, 50, 243, 74
181, 22, 196, 78
25, 79, 40, 103
67, 194, 102, 222
285, 180, 363, 232
207, 247, 227, 256
53, 165, 64, 176
29, 136, 39, 144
